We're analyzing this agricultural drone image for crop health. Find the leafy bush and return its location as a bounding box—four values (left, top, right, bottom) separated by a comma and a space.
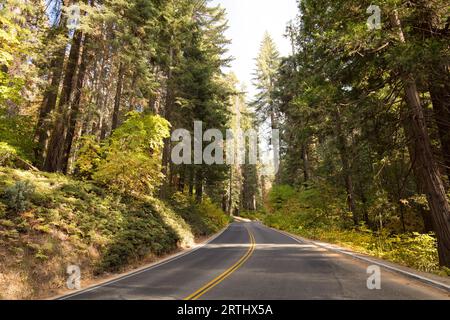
381, 233, 439, 272
170, 192, 230, 236
268, 185, 296, 210
0, 142, 18, 166
92, 113, 170, 195
4, 180, 35, 212
94, 151, 164, 195
73, 135, 102, 180
98, 204, 180, 272
0, 109, 35, 161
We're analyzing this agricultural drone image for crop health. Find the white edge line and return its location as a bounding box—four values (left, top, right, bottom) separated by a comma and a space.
267, 226, 450, 293
57, 225, 230, 300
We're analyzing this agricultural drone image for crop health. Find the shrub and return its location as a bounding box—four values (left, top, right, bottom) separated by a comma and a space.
93, 113, 170, 195
0, 142, 17, 166
4, 180, 35, 212
170, 193, 230, 236
268, 185, 296, 210
0, 109, 35, 161
73, 135, 102, 180
97, 205, 179, 272
0, 201, 7, 218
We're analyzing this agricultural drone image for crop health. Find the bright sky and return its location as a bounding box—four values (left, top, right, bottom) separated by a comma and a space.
211, 0, 299, 99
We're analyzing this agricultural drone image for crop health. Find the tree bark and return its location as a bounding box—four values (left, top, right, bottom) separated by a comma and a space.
402, 109, 435, 233
391, 11, 450, 267
333, 106, 358, 225
44, 30, 83, 172
34, 45, 65, 168
160, 45, 174, 198
301, 142, 310, 183
111, 62, 124, 131
61, 36, 91, 173
34, 15, 68, 168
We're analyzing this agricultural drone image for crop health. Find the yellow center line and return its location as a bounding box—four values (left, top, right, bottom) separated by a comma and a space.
184, 227, 256, 300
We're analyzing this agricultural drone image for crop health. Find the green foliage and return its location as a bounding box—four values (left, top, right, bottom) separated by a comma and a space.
261, 183, 441, 273
0, 167, 230, 298
98, 202, 179, 272
268, 185, 296, 211
0, 0, 44, 106
73, 136, 102, 180
0, 109, 35, 161
251, 32, 280, 123
3, 180, 35, 212
170, 192, 230, 236
381, 233, 439, 273
91, 113, 170, 195
0, 142, 17, 166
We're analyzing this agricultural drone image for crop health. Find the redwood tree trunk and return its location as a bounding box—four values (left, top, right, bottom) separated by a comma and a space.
334, 106, 358, 225
402, 110, 435, 233
62, 36, 91, 173
44, 30, 83, 172
301, 142, 310, 183
160, 46, 174, 198
34, 15, 68, 168
403, 78, 450, 267
34, 45, 65, 168
111, 62, 124, 131
391, 11, 450, 267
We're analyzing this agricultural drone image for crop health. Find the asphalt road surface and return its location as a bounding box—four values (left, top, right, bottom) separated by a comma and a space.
62, 222, 450, 300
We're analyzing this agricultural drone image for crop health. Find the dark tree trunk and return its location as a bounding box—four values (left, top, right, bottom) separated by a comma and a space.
392, 11, 450, 267
333, 106, 358, 225
62, 36, 91, 173
178, 166, 186, 192
34, 45, 66, 168
160, 46, 174, 198
357, 182, 370, 226
402, 109, 435, 233
111, 62, 124, 131
44, 30, 83, 172
403, 79, 450, 267
34, 14, 68, 168
301, 142, 310, 183
195, 170, 204, 203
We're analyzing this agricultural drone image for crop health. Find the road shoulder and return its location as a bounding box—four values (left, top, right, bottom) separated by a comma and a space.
50, 225, 230, 300
267, 225, 450, 293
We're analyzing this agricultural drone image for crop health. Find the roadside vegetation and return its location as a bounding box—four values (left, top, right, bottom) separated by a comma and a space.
241, 185, 450, 276
0, 166, 230, 299
2, 0, 450, 300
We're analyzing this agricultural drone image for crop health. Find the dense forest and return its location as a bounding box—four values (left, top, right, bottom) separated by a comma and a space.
0, 0, 449, 299
254, 0, 450, 271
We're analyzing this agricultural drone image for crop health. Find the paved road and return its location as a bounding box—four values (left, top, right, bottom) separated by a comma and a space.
62, 222, 450, 300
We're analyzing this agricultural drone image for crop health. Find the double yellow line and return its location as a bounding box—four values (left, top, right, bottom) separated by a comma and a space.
184, 227, 256, 300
